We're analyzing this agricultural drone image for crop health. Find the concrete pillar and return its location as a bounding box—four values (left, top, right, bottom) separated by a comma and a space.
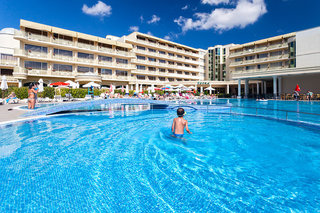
263, 81, 267, 95
244, 79, 249, 98
139, 84, 143, 93
257, 82, 260, 95
200, 86, 203, 93
278, 77, 282, 98
237, 79, 241, 98
130, 85, 133, 90
18, 80, 22, 88
226, 84, 230, 94
135, 83, 138, 93
273, 76, 277, 99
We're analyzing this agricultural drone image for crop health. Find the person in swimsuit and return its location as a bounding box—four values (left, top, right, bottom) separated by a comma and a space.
171, 108, 192, 138
28, 83, 38, 109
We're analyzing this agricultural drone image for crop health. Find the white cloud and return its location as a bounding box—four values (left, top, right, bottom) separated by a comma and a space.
201, 0, 230, 5
182, 5, 189, 10
164, 35, 171, 40
146, 31, 153, 36
163, 33, 179, 41
82, 1, 111, 17
174, 0, 267, 32
147, 15, 160, 24
129, 26, 139, 32
140, 15, 144, 23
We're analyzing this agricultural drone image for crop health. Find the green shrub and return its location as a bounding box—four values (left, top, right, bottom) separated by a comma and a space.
70, 88, 87, 98
43, 87, 55, 99
13, 87, 28, 99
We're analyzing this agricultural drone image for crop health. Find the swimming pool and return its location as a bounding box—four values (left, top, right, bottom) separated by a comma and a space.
0, 106, 320, 211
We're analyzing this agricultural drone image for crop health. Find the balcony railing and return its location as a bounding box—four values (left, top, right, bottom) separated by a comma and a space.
52, 38, 74, 46
77, 57, 94, 63
0, 59, 18, 66
52, 54, 73, 61
77, 43, 96, 50
27, 69, 49, 76
15, 30, 50, 42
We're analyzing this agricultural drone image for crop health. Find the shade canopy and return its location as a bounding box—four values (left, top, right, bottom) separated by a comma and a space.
65, 80, 78, 89
83, 82, 100, 88
1, 75, 8, 90
295, 84, 301, 92
204, 86, 215, 91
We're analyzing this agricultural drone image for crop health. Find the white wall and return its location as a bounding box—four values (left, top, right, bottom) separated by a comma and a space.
282, 73, 320, 94
0, 28, 19, 55
296, 27, 320, 68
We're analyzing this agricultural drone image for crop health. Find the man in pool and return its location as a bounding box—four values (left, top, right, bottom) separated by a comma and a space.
172, 108, 192, 138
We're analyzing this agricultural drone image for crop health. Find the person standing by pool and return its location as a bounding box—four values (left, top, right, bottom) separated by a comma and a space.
172, 108, 192, 138
307, 90, 313, 101
28, 83, 38, 109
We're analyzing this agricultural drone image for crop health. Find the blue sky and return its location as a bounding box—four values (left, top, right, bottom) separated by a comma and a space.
0, 0, 319, 49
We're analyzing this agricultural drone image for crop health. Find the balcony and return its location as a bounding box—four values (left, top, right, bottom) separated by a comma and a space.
77, 57, 94, 63
77, 43, 96, 50
51, 70, 74, 77
98, 46, 113, 54
15, 30, 49, 42
27, 69, 49, 76
52, 54, 74, 61
14, 49, 48, 59
0, 59, 18, 67
52, 38, 74, 46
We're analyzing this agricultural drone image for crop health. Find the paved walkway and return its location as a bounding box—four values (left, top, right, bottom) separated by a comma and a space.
0, 103, 27, 123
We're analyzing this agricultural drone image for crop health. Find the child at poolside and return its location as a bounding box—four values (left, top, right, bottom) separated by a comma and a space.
171, 108, 192, 137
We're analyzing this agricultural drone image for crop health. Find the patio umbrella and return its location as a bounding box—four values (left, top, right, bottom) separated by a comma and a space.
295, 84, 301, 92
38, 78, 44, 92
1, 75, 8, 91
83, 82, 100, 88
65, 80, 77, 89
188, 86, 195, 89
50, 82, 70, 87
205, 86, 215, 95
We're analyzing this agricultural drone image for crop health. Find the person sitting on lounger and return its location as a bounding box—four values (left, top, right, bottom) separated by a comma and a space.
6, 92, 18, 104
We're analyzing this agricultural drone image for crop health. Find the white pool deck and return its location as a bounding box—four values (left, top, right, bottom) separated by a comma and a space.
0, 103, 26, 123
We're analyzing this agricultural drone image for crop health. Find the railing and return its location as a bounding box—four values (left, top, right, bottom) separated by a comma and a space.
52, 38, 74, 46
77, 43, 96, 50
52, 54, 73, 61
15, 30, 49, 42
0, 59, 18, 66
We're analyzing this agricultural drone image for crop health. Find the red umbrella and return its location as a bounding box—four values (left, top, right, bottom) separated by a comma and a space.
154, 88, 161, 91
295, 84, 301, 92
50, 82, 70, 86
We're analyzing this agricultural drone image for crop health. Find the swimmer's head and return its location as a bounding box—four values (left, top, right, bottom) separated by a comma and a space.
177, 108, 185, 117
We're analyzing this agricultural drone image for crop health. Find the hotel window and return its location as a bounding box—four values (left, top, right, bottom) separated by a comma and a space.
98, 55, 112, 62
245, 66, 255, 70
149, 39, 156, 44
168, 61, 174, 65
78, 66, 93, 73
159, 77, 165, 81
137, 55, 146, 60
137, 46, 145, 50
168, 78, 174, 82
192, 73, 197, 76
159, 68, 166, 72
159, 59, 166, 64
192, 58, 197, 61
159, 51, 166, 55
148, 48, 156, 53
177, 79, 182, 81
159, 42, 166, 47
185, 72, 189, 75
116, 47, 128, 52
223, 48, 226, 55
116, 70, 128, 76
215, 48, 220, 55
78, 52, 93, 59
98, 68, 112, 75
245, 56, 254, 61
25, 27, 48, 36
136, 75, 145, 80
177, 55, 182, 58
25, 44, 47, 53
148, 57, 156, 62
53, 49, 72, 57
148, 76, 156, 81
184, 64, 190, 67
270, 51, 282, 58
185, 56, 189, 60
53, 33, 73, 42
148, 67, 156, 71
137, 65, 146, 70
192, 65, 196, 68
78, 38, 94, 46
185, 79, 189, 81
98, 43, 112, 50
116, 58, 128, 64
257, 64, 268, 70
257, 53, 268, 59
168, 53, 174, 56
177, 71, 183, 74
53, 64, 72, 72
168, 69, 174, 73
25, 61, 47, 70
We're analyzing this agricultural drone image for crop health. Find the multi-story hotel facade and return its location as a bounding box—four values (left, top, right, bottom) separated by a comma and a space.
2, 19, 205, 90
229, 27, 320, 98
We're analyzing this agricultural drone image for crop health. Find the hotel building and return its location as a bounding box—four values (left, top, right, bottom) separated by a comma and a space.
229, 27, 320, 98
123, 32, 201, 89
4, 19, 203, 89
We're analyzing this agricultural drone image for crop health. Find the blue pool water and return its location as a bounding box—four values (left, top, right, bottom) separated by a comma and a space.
0, 107, 320, 212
